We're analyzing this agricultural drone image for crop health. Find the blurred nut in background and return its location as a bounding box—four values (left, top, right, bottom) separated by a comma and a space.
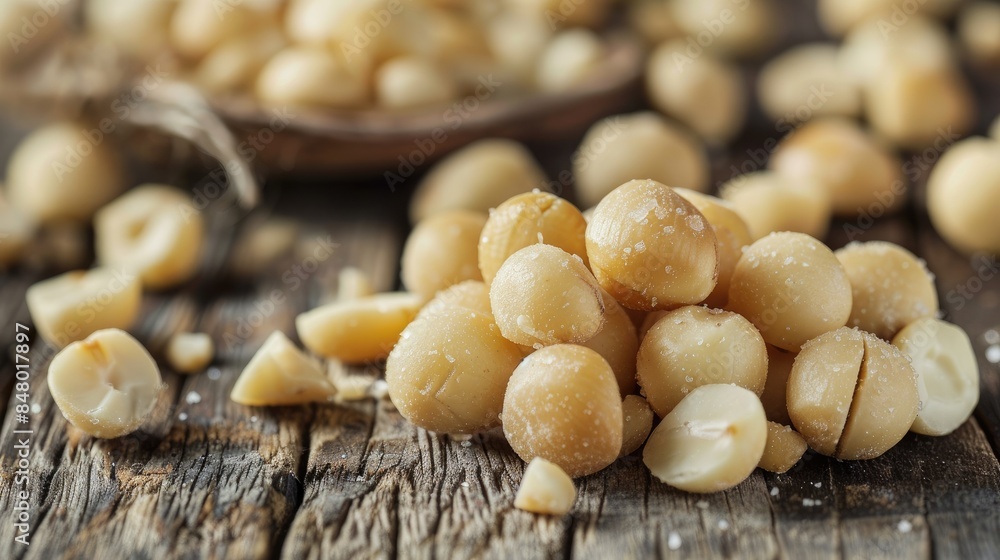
95, 185, 205, 291
959, 2, 1000, 66
256, 46, 370, 108
376, 56, 459, 108
536, 29, 605, 93
837, 15, 954, 89
669, 0, 779, 59
402, 210, 486, 298
195, 30, 286, 94
85, 0, 176, 59
926, 137, 1000, 255
165, 332, 215, 374
6, 122, 125, 224
574, 113, 709, 210
757, 43, 861, 124
818, 0, 962, 36
720, 171, 831, 240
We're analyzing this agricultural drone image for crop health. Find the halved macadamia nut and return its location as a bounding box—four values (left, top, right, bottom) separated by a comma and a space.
620, 394, 654, 457
637, 306, 767, 417
490, 244, 605, 347
297, 292, 423, 363
727, 232, 852, 351
758, 422, 808, 474
643, 384, 768, 493
514, 458, 577, 516
586, 180, 719, 311
48, 329, 162, 438
27, 267, 142, 349
401, 210, 486, 298
95, 184, 205, 291
893, 318, 980, 437
230, 331, 336, 406
503, 345, 623, 478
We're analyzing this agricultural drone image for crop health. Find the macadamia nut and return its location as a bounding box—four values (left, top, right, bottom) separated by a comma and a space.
231, 331, 336, 406
27, 267, 142, 349
727, 232, 852, 351
643, 384, 768, 493
720, 172, 831, 240
637, 306, 767, 417
490, 244, 605, 347
165, 332, 214, 374
503, 345, 623, 478
760, 344, 795, 425
337, 266, 376, 301
515, 458, 577, 516
586, 180, 719, 311
669, 0, 778, 58
48, 329, 162, 438
926, 137, 1000, 255
893, 318, 980, 437
376, 56, 458, 108
536, 29, 604, 92
402, 210, 486, 298
95, 185, 205, 291
959, 2, 1000, 66
297, 292, 423, 363
757, 44, 861, 123
256, 46, 369, 108
85, 0, 175, 58
573, 113, 710, 209
620, 394, 654, 457
838, 15, 954, 89
581, 291, 639, 397
758, 422, 808, 474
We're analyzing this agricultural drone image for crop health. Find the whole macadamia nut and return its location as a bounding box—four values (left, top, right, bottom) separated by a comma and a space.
581, 291, 640, 397
620, 395, 654, 457
757, 44, 861, 124
838, 15, 954, 89
959, 2, 1000, 66
586, 180, 719, 311
720, 171, 831, 241
535, 29, 604, 92
256, 46, 368, 108
401, 210, 486, 298
926, 137, 1000, 255
376, 56, 458, 108
669, 0, 779, 58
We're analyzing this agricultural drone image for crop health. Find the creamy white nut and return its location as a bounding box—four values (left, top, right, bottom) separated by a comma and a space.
643, 384, 768, 494
256, 46, 369, 108
536, 29, 604, 92
6, 122, 125, 224
376, 56, 458, 108
402, 210, 486, 298
721, 171, 831, 241
926, 137, 1000, 255
757, 43, 861, 123
758, 422, 808, 474
620, 395, 654, 457
893, 318, 980, 437
337, 267, 375, 301
228, 218, 300, 279
230, 331, 336, 406
514, 458, 577, 516
48, 329, 163, 438
669, 0, 777, 58
27, 267, 142, 349
85, 0, 175, 58
296, 292, 423, 363
95, 184, 205, 291
195, 30, 286, 93
165, 332, 214, 374
838, 15, 954, 89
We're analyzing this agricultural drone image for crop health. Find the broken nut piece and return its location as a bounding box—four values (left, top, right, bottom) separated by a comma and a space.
296, 292, 423, 363
758, 422, 808, 474
514, 457, 577, 516
165, 332, 214, 374
230, 331, 336, 406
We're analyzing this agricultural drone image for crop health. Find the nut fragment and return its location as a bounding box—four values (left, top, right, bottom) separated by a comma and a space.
720, 172, 831, 240
95, 184, 205, 291
337, 266, 375, 301
503, 345, 623, 478
581, 291, 639, 396
297, 292, 423, 363
231, 331, 336, 406
760, 345, 795, 425
926, 137, 1000, 255
514, 458, 577, 516
490, 245, 605, 347
637, 306, 767, 417
586, 180, 719, 311
27, 267, 142, 349
478, 191, 588, 285
834, 242, 938, 340
758, 423, 808, 474
386, 305, 523, 434
6, 122, 125, 224
402, 210, 486, 298
409, 139, 548, 223
620, 395, 654, 457
643, 384, 768, 494
727, 232, 852, 352
48, 329, 162, 438
165, 332, 214, 374
893, 318, 980, 437
574, 113, 710, 209
228, 218, 299, 279
757, 43, 861, 123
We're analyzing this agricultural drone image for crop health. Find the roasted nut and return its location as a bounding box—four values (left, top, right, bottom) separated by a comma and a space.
647, 40, 746, 145
865, 61, 976, 150
490, 244, 605, 347
401, 210, 486, 298
758, 422, 808, 474
769, 118, 906, 217
669, 0, 778, 58
620, 395, 654, 457
835, 242, 938, 340
637, 306, 767, 417
409, 139, 548, 223
757, 44, 861, 123
85, 0, 175, 58
893, 318, 980, 436
256, 46, 368, 108
959, 2, 1000, 66
727, 232, 852, 352
337, 266, 376, 301
231, 331, 336, 406
574, 113, 710, 209
95, 185, 205, 291
838, 15, 954, 88
27, 267, 142, 349
720, 172, 831, 240
674, 188, 753, 307
760, 344, 795, 425
195, 30, 285, 93
503, 345, 623, 478
514, 457, 577, 515
48, 329, 162, 438
297, 292, 423, 363
788, 327, 918, 459
6, 122, 125, 224
536, 29, 604, 92
386, 306, 523, 434
581, 291, 639, 397
477, 191, 588, 284
165, 332, 214, 374
376, 56, 458, 108
644, 384, 768, 493
926, 137, 1000, 255
586, 180, 719, 311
